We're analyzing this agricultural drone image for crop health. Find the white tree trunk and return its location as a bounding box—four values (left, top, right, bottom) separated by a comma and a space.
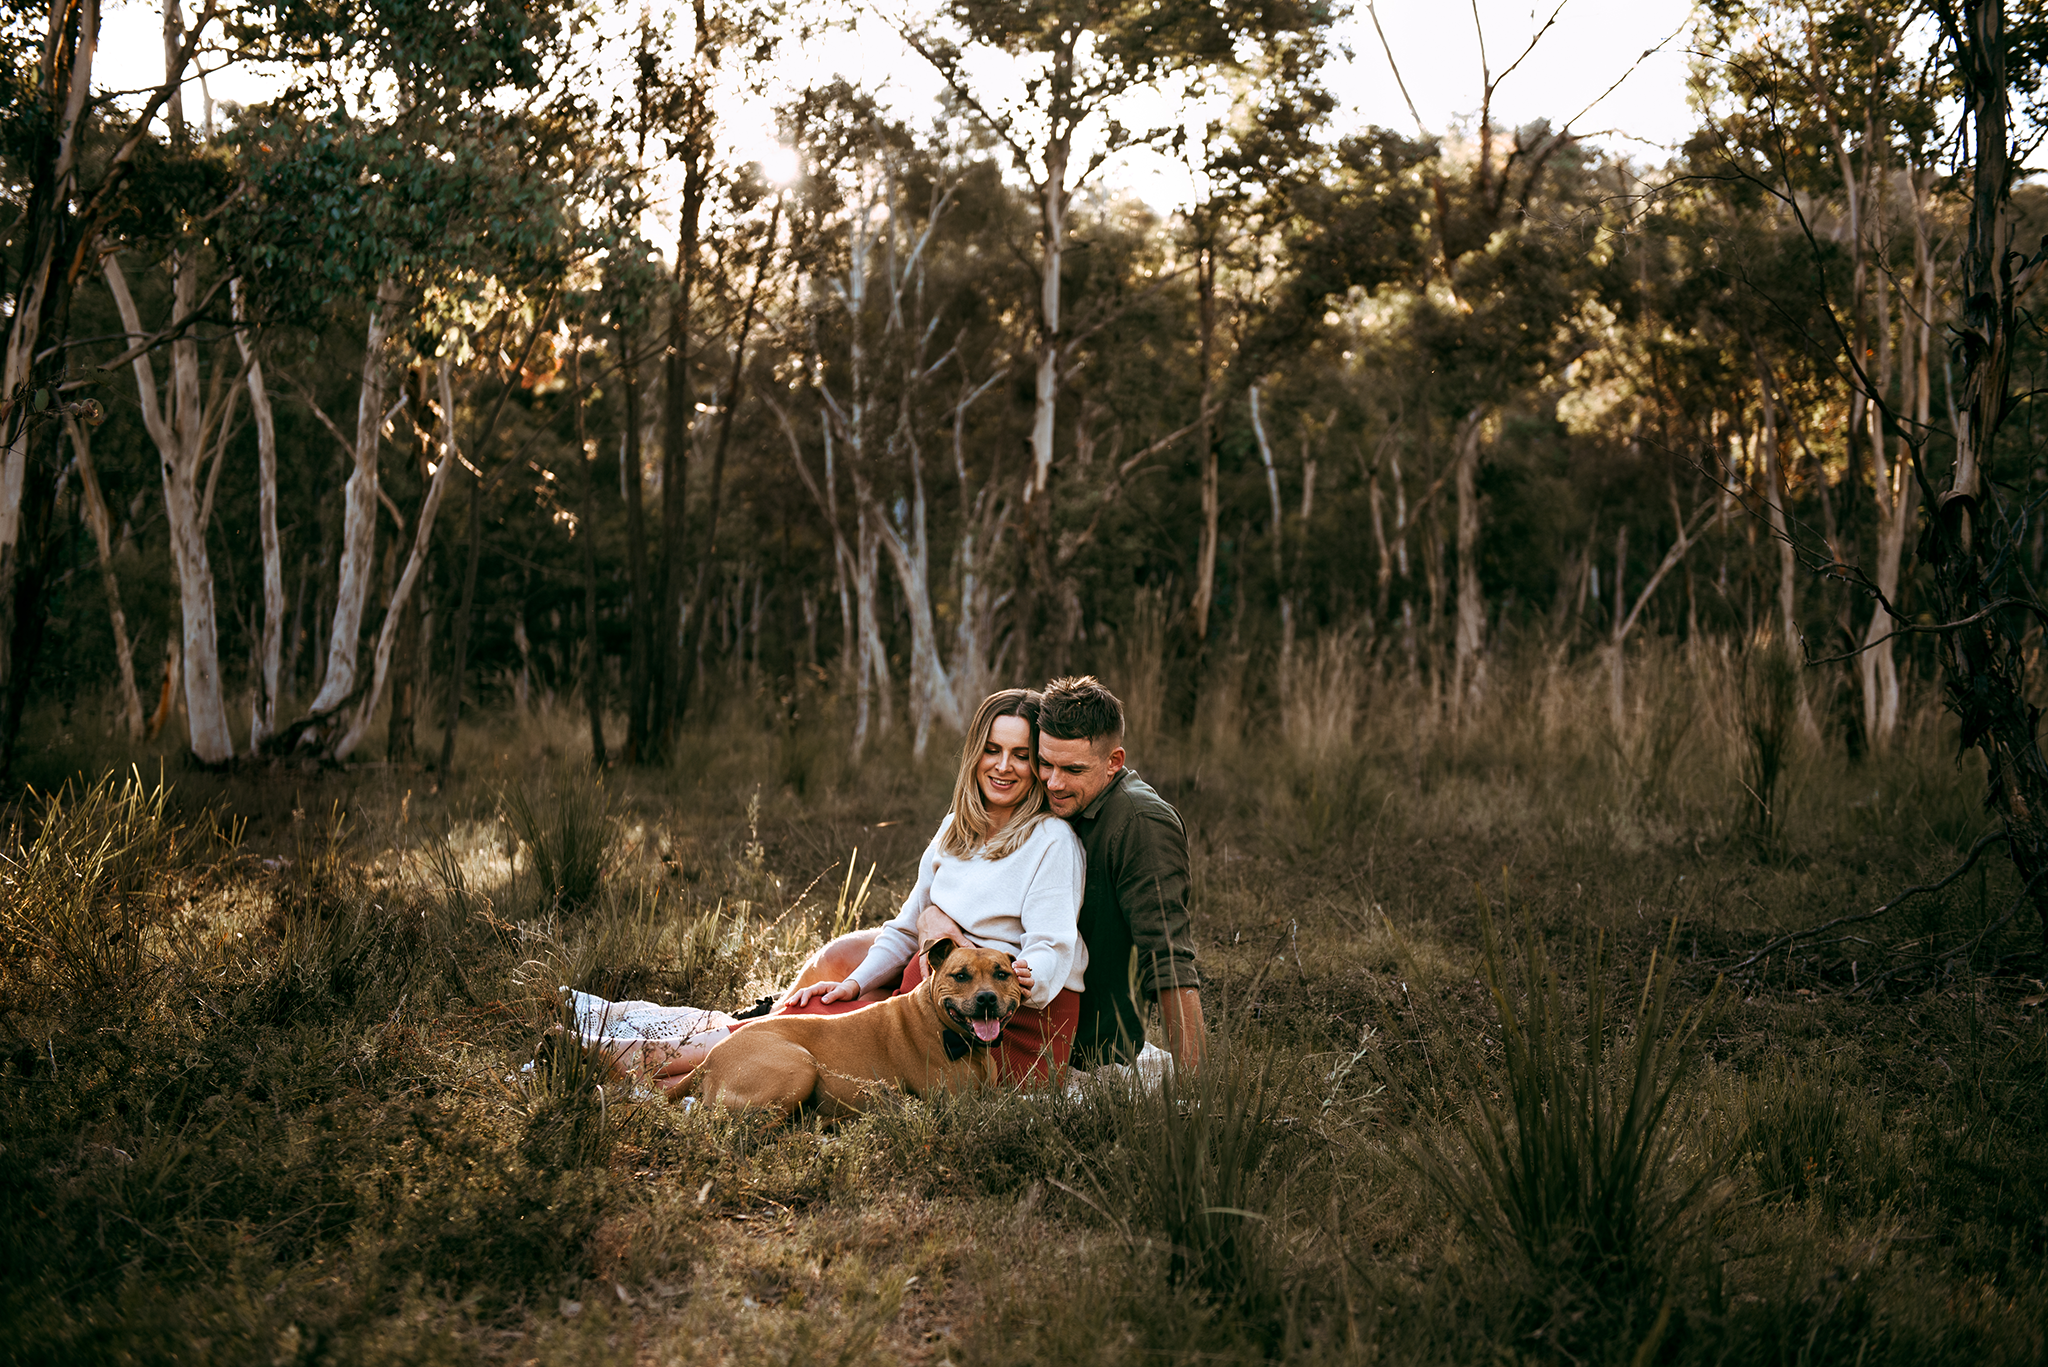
1029, 136, 1069, 497
1859, 168, 1933, 751
309, 277, 402, 716
104, 252, 234, 763
852, 507, 893, 754
333, 359, 456, 760
234, 280, 284, 746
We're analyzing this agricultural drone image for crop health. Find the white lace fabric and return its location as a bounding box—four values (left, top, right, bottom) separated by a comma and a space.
561, 988, 737, 1075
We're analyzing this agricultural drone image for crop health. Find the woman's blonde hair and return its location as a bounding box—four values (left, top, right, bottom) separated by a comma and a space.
941, 689, 1051, 859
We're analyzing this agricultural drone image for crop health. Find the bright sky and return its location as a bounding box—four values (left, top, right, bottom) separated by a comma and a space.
96, 0, 1704, 209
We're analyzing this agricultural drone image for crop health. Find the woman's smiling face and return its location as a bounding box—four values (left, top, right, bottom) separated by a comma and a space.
978, 714, 1035, 813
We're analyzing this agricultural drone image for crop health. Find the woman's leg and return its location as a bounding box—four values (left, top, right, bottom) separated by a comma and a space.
651, 1042, 717, 1089
780, 927, 892, 1002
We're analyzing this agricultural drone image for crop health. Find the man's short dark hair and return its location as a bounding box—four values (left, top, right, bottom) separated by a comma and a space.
1039, 675, 1125, 750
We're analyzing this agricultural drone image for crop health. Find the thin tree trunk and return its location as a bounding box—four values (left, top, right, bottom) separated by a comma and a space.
1029, 131, 1069, 500
655, 143, 708, 755
574, 337, 606, 767
1451, 407, 1486, 717
335, 358, 457, 760
617, 317, 650, 760
67, 418, 143, 738
309, 276, 402, 717
233, 279, 283, 747
437, 459, 482, 774
1753, 349, 1798, 651
1860, 166, 1933, 751
1191, 242, 1219, 641
677, 194, 780, 724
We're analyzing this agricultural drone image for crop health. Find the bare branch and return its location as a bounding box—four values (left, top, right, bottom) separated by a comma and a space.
1725, 830, 2011, 974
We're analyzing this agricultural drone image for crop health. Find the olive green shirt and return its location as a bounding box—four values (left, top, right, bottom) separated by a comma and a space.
1066, 768, 1201, 1066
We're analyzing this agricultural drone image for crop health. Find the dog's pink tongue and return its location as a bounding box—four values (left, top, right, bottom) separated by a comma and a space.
971, 1019, 1003, 1043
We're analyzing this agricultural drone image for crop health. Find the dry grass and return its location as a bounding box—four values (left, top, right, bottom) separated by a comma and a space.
1, 642, 2044, 1365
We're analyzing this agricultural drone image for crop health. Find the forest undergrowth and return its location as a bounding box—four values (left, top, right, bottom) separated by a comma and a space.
2, 642, 2046, 1366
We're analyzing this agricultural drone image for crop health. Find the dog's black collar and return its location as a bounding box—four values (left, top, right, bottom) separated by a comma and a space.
942, 1030, 999, 1060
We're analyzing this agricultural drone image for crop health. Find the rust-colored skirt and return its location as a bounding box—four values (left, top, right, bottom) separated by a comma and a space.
737, 955, 1078, 1085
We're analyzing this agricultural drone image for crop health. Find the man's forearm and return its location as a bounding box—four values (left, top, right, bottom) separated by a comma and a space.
1158, 987, 1206, 1070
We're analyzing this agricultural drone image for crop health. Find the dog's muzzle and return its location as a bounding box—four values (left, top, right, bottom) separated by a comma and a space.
944, 991, 1013, 1046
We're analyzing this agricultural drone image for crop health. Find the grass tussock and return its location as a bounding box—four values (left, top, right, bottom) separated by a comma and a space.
504, 764, 617, 913
2, 643, 2046, 1363
1416, 895, 1725, 1355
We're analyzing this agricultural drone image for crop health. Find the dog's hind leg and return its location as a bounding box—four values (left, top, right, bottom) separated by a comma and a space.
694, 1037, 820, 1121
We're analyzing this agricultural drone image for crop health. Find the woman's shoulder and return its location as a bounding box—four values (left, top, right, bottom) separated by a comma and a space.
1024, 812, 1083, 858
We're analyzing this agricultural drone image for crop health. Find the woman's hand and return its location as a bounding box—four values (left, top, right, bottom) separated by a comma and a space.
1011, 959, 1035, 994
786, 977, 863, 1008
917, 903, 972, 952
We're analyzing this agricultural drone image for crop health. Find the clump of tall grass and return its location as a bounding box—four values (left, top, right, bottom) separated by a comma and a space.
0, 768, 217, 1012
505, 764, 617, 912
1062, 1044, 1304, 1324
1417, 895, 1724, 1344
522, 994, 628, 1169
1740, 638, 1801, 842
1279, 624, 1364, 763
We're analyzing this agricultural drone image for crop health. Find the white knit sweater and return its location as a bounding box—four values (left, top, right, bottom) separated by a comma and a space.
849, 813, 1087, 1008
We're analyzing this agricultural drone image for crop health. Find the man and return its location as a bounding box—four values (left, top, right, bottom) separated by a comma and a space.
775, 676, 1206, 1071
1032, 675, 1205, 1069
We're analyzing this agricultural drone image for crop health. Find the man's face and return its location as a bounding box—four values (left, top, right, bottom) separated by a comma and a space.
1038, 733, 1125, 818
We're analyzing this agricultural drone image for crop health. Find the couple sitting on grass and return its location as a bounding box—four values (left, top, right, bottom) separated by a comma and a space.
573, 675, 1204, 1093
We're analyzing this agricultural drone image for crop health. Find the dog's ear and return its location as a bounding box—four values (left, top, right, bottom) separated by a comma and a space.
925, 937, 959, 975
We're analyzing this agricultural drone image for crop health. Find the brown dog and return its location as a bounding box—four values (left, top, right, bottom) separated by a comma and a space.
687, 938, 1024, 1120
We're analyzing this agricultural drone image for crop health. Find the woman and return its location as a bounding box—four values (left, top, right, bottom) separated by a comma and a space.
769, 687, 1087, 1082
576, 689, 1087, 1091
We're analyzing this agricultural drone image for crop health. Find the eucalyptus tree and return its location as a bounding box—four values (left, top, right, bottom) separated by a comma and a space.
1694, 0, 1950, 749
900, 0, 1339, 667
1173, 20, 1349, 649
226, 0, 581, 757
0, 0, 220, 774
777, 90, 1021, 756
1913, 0, 2048, 947
615, 0, 785, 759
